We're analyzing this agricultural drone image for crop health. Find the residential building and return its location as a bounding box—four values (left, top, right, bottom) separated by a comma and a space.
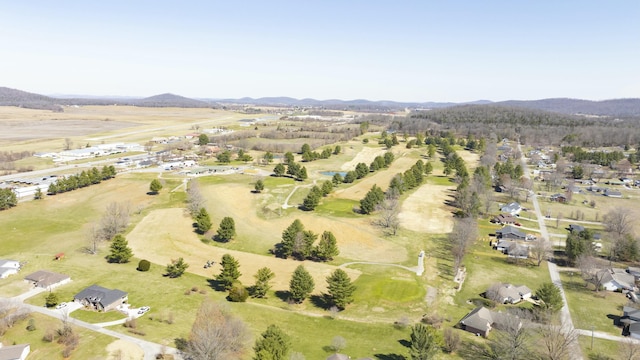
500, 202, 522, 216
0, 260, 21, 279
74, 285, 128, 312
489, 284, 532, 304
0, 344, 30, 360
496, 226, 526, 240
459, 306, 522, 337
24, 270, 71, 289
595, 268, 636, 291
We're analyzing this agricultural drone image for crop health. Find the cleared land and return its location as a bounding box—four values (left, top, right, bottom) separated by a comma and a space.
398, 177, 456, 234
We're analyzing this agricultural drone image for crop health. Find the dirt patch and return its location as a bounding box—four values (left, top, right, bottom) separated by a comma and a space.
458, 150, 480, 170
398, 180, 455, 234
106, 339, 144, 360
126, 208, 362, 292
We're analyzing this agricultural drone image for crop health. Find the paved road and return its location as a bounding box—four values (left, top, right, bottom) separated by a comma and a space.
4, 291, 182, 360
518, 142, 584, 360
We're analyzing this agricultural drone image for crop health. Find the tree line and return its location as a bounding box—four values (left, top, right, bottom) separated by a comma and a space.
47, 166, 116, 195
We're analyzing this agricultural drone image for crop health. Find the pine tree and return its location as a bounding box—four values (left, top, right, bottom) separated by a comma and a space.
314, 231, 339, 261
326, 269, 356, 309
195, 207, 212, 234
289, 265, 314, 303
321, 180, 333, 196
302, 186, 322, 210
296, 166, 308, 181
216, 254, 241, 290
273, 163, 285, 177
216, 217, 236, 242
149, 179, 163, 194
254, 179, 265, 193
535, 282, 564, 313
252, 267, 275, 298
409, 323, 440, 360
45, 292, 59, 308
279, 219, 304, 258
165, 257, 189, 278
424, 162, 433, 175
291, 230, 317, 260
107, 234, 133, 263
253, 324, 291, 360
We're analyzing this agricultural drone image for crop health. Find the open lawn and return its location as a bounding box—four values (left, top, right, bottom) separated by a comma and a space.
578, 335, 620, 360
560, 272, 627, 336
1, 312, 113, 360
399, 176, 456, 234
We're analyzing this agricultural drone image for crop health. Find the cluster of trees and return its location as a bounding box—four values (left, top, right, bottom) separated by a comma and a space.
493, 158, 523, 181
216, 149, 253, 164
274, 219, 339, 261
300, 143, 340, 162
378, 131, 400, 148
387, 160, 433, 195
47, 166, 116, 195
561, 146, 625, 166
273, 160, 307, 181
289, 265, 356, 309
0, 188, 17, 210
360, 185, 385, 215
302, 180, 334, 211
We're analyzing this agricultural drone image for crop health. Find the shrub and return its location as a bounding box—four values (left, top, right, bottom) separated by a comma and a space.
26, 318, 36, 332
124, 318, 137, 329
228, 284, 249, 302
443, 328, 460, 353
421, 313, 444, 329
137, 259, 151, 272
174, 337, 189, 351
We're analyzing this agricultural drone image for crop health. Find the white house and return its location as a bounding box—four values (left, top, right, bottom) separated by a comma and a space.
597, 268, 636, 291
500, 202, 522, 216
0, 344, 30, 360
0, 259, 20, 279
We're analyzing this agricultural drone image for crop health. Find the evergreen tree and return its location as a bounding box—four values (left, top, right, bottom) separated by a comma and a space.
253, 324, 291, 360
216, 217, 236, 242
287, 162, 300, 177
289, 265, 314, 303
107, 234, 133, 263
252, 267, 275, 298
0, 188, 18, 210
296, 166, 308, 181
302, 186, 322, 210
300, 143, 311, 154
355, 162, 369, 179
254, 179, 265, 193
149, 179, 163, 194
34, 188, 43, 200
216, 254, 241, 290
409, 324, 440, 360
360, 184, 385, 214
321, 180, 333, 196
45, 292, 59, 308
332, 173, 343, 185
273, 163, 285, 177
284, 152, 295, 165
326, 269, 356, 309
384, 151, 395, 166
333, 145, 341, 154
198, 133, 209, 145
47, 182, 58, 195
279, 219, 304, 259
263, 151, 274, 164
535, 282, 564, 313
195, 207, 212, 234
165, 257, 189, 278
343, 171, 356, 183
314, 231, 339, 261
292, 230, 317, 260
424, 162, 433, 175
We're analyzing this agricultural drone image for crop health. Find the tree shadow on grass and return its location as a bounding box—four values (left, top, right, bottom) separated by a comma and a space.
206, 278, 226, 292
274, 290, 290, 303
310, 294, 331, 310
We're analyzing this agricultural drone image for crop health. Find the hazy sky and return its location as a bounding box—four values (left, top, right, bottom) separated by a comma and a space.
1, 1, 638, 102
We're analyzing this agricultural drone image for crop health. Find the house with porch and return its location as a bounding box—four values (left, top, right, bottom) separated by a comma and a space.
74, 285, 128, 312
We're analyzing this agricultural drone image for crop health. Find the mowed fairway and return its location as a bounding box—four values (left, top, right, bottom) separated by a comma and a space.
398, 178, 456, 234
199, 179, 408, 263
126, 208, 362, 292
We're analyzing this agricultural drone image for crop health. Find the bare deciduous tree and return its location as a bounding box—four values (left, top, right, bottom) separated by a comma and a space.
486, 315, 531, 360
185, 300, 249, 360
98, 202, 130, 241
485, 283, 505, 303
187, 180, 206, 217
619, 338, 640, 360
450, 217, 478, 274
577, 255, 608, 292
0, 300, 30, 336
64, 138, 73, 150
531, 239, 550, 266
376, 197, 400, 235
535, 321, 579, 360
604, 208, 634, 239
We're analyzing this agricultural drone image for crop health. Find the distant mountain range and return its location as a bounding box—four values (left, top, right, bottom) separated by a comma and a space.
1, 86, 640, 117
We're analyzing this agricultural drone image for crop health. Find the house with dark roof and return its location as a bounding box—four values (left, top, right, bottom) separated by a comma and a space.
568, 224, 585, 233
496, 226, 525, 240
0, 344, 30, 360
604, 189, 622, 198
459, 306, 522, 337
24, 270, 71, 289
550, 193, 567, 203
74, 285, 128, 312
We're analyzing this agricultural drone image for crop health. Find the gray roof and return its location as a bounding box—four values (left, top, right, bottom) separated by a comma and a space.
327, 354, 350, 360
0, 259, 19, 268
624, 306, 640, 321
24, 270, 70, 288
495, 284, 531, 302
630, 322, 640, 335
0, 344, 30, 360
598, 268, 635, 290
74, 285, 127, 308
569, 224, 585, 233
496, 226, 525, 239
500, 202, 521, 213
507, 243, 529, 257
460, 306, 493, 332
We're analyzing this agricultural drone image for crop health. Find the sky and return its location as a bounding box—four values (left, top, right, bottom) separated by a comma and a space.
1, 1, 639, 102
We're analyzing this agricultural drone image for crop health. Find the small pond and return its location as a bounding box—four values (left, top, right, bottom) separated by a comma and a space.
320, 171, 348, 177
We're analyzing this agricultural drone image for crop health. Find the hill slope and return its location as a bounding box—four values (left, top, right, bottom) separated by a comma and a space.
495, 98, 640, 117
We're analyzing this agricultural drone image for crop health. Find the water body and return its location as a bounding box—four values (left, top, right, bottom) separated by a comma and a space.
320, 171, 348, 177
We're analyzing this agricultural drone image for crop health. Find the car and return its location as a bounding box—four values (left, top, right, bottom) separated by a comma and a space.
56, 302, 67, 309
514, 222, 522, 226
138, 306, 150, 314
